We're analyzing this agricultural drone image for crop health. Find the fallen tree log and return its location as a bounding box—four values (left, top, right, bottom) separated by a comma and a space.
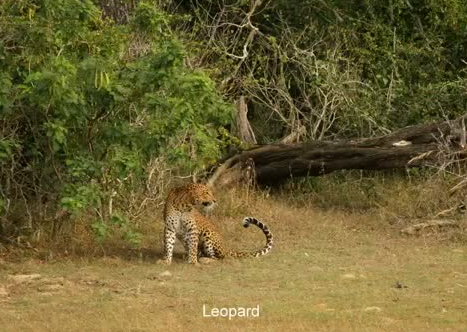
207, 115, 467, 186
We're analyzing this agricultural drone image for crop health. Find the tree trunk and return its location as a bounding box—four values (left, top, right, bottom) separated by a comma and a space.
232, 96, 257, 144
98, 0, 137, 23
208, 115, 467, 186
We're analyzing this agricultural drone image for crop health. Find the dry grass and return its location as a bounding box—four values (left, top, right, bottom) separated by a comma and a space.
1, 177, 467, 332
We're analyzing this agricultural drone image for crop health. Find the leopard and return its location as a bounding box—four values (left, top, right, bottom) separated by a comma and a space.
157, 183, 273, 265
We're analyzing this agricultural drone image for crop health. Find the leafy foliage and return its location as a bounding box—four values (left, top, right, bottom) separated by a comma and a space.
0, 0, 231, 242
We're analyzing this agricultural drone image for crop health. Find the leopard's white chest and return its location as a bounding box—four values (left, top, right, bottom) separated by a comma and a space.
167, 212, 191, 235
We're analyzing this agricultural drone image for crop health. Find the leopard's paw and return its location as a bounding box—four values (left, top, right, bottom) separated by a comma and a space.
199, 257, 217, 265
156, 259, 172, 265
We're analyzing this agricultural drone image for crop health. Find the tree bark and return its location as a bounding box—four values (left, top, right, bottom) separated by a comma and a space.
98, 0, 137, 23
232, 96, 257, 144
208, 115, 467, 186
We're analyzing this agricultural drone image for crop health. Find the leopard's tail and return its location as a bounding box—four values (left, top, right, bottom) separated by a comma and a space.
228, 217, 273, 258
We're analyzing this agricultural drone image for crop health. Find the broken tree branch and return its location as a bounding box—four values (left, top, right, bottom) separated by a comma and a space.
401, 219, 460, 235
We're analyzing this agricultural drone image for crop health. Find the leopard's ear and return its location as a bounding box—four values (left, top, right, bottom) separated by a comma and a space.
188, 177, 207, 188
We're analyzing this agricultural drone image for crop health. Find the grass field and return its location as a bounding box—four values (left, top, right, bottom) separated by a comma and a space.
1, 188, 467, 332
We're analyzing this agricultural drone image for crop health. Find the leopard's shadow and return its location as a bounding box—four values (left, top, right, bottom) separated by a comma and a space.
102, 246, 189, 263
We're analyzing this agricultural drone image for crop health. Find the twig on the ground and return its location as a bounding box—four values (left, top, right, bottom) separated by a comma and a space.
0, 234, 38, 251
401, 219, 460, 235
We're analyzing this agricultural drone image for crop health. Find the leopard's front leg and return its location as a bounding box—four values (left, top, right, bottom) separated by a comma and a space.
158, 227, 176, 265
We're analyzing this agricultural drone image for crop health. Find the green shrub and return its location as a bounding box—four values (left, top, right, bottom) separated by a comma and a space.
0, 0, 231, 242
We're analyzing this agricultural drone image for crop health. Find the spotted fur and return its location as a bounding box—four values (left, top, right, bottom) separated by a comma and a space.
158, 183, 273, 265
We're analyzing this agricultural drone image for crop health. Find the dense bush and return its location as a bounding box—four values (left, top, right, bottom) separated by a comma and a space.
0, 0, 231, 241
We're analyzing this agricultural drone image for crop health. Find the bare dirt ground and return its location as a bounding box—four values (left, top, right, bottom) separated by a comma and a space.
1, 195, 466, 332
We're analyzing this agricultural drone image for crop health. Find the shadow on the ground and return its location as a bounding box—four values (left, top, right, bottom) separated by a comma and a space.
0, 243, 190, 264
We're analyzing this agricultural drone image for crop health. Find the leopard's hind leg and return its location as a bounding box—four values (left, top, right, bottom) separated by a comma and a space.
198, 237, 220, 264
183, 229, 200, 264
201, 238, 216, 258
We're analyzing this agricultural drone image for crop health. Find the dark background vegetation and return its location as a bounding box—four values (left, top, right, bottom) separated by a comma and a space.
1, 0, 466, 245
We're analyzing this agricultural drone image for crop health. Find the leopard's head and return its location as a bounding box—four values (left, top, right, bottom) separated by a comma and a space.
188, 183, 217, 212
